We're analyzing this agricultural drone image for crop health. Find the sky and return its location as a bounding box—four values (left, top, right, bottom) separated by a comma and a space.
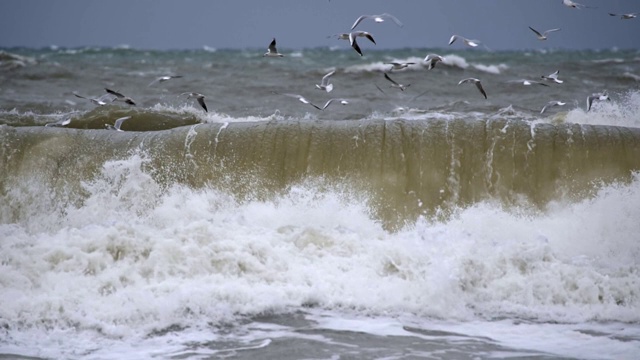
0, 0, 639, 51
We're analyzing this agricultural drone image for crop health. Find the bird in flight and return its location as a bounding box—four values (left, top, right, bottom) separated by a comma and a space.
315, 70, 336, 93
263, 38, 284, 57
384, 73, 410, 91
105, 116, 131, 131
181, 92, 208, 112
148, 75, 183, 87
351, 13, 403, 30
458, 78, 487, 99
540, 101, 566, 114
105, 88, 136, 106
528, 26, 561, 41
423, 54, 444, 70
608, 12, 637, 19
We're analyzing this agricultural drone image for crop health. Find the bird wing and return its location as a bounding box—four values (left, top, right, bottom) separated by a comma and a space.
587, 96, 595, 111
148, 77, 162, 87
351, 15, 368, 30
197, 96, 208, 112
322, 99, 336, 110
384, 73, 400, 86
528, 26, 543, 37
321, 70, 336, 86
268, 38, 277, 52
350, 35, 363, 56
475, 81, 487, 99
543, 28, 561, 35
363, 33, 376, 45
105, 88, 125, 98
113, 116, 131, 131
381, 13, 403, 27
448, 35, 458, 45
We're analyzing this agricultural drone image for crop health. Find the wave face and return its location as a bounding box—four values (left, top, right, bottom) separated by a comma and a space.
2, 120, 640, 359
3, 119, 640, 229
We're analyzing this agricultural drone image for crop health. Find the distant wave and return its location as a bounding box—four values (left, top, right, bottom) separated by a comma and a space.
0, 50, 36, 71
342, 54, 507, 74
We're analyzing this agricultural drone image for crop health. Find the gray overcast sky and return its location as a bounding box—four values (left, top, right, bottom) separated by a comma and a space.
0, 0, 639, 51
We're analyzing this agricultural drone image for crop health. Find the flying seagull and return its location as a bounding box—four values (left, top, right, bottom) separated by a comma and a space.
587, 90, 610, 111
331, 31, 376, 45
278, 93, 323, 110
73, 92, 113, 106
448, 35, 485, 48
540, 101, 566, 114
423, 54, 444, 70
507, 79, 550, 86
562, 0, 594, 9
105, 116, 131, 131
609, 12, 637, 19
105, 88, 136, 106
315, 70, 336, 92
45, 118, 72, 127
331, 31, 376, 56
181, 92, 208, 112
263, 38, 284, 57
528, 26, 561, 40
458, 78, 487, 99
321, 98, 349, 110
384, 73, 410, 91
148, 75, 183, 87
385, 62, 416, 71
541, 70, 564, 84
351, 13, 403, 30
348, 31, 377, 56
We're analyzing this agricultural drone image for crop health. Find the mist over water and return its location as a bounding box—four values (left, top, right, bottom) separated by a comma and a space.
1, 47, 640, 359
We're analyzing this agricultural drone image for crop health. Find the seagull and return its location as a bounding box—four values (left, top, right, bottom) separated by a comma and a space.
587, 90, 610, 111
562, 0, 594, 9
609, 12, 637, 19
181, 92, 208, 112
541, 70, 564, 84
540, 101, 566, 114
385, 62, 416, 71
384, 73, 410, 91
330, 31, 376, 45
279, 93, 323, 110
507, 79, 550, 86
347, 31, 376, 56
331, 31, 376, 56
448, 35, 481, 48
321, 98, 349, 110
73, 92, 113, 106
423, 54, 444, 70
104, 88, 136, 106
458, 78, 487, 99
263, 38, 284, 57
45, 118, 72, 127
528, 26, 561, 40
351, 13, 403, 30
105, 116, 131, 131
315, 70, 336, 92
148, 75, 183, 87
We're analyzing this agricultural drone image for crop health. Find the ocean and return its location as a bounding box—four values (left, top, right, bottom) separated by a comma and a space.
1, 46, 640, 359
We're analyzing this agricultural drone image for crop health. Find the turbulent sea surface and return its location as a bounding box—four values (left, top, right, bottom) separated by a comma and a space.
1, 46, 640, 359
